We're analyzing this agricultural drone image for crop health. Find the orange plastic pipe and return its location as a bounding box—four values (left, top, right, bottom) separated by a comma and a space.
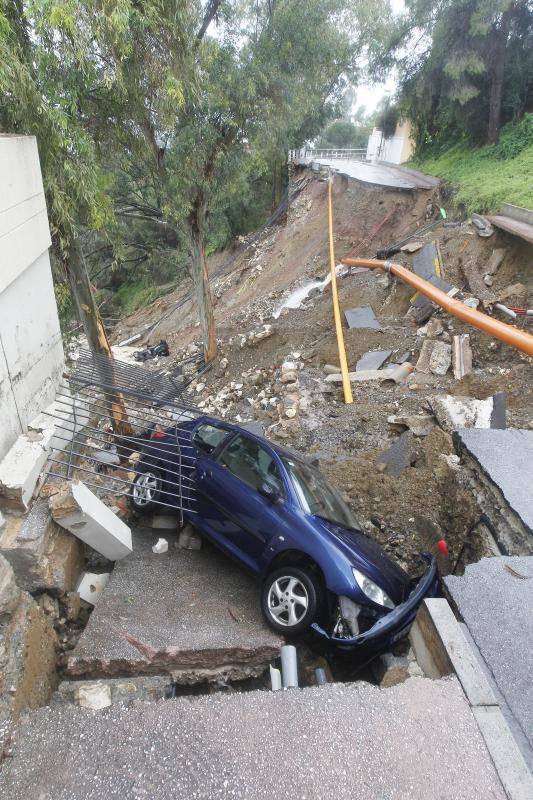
341, 257, 533, 357
328, 177, 353, 403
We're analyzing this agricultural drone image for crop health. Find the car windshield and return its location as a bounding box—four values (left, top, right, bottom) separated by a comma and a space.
283, 457, 360, 530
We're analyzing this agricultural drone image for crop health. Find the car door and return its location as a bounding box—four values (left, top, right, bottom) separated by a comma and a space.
196, 433, 289, 574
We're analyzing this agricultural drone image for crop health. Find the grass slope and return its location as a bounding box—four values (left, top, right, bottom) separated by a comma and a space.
411, 115, 533, 213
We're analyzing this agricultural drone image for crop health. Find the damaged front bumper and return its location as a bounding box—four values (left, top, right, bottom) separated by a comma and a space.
312, 554, 439, 653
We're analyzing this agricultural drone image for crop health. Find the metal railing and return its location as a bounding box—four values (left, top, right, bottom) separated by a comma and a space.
289, 148, 367, 162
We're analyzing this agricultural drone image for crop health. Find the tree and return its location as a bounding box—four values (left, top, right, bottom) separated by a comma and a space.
378, 0, 533, 147
317, 120, 370, 149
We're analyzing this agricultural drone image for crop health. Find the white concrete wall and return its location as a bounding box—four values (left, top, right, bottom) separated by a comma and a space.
366, 125, 413, 165
0, 135, 64, 459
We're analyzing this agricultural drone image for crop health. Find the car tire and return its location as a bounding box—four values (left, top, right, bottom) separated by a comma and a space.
130, 466, 163, 512
261, 566, 320, 636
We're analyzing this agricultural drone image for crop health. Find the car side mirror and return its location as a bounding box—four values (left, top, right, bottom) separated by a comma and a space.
259, 482, 281, 504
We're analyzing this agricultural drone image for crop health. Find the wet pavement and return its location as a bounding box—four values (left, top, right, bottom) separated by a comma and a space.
0, 677, 506, 800
296, 157, 438, 191
67, 528, 283, 680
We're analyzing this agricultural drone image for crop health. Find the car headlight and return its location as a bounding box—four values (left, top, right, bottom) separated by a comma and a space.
352, 568, 395, 609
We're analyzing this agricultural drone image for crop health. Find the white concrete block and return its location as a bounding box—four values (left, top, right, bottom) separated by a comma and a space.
0, 427, 56, 511
76, 571, 110, 605
74, 682, 111, 710
51, 481, 132, 560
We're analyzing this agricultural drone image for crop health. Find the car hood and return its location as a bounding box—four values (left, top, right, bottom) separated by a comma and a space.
316, 518, 411, 603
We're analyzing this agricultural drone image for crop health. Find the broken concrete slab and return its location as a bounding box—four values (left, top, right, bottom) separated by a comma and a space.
490, 391, 506, 429
50, 481, 132, 561
66, 529, 282, 682
0, 499, 84, 592
324, 364, 413, 385
415, 339, 435, 373
355, 350, 392, 371
0, 426, 56, 512
52, 675, 174, 708
461, 258, 496, 307
453, 430, 533, 536
485, 248, 505, 277
452, 334, 473, 379
429, 394, 494, 432
376, 431, 413, 477
372, 652, 410, 688
387, 413, 435, 437
446, 558, 533, 754
401, 240, 423, 253
344, 306, 381, 330
0, 677, 508, 800
428, 340, 451, 376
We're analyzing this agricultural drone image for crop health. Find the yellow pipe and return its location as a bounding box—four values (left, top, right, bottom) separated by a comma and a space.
328, 176, 353, 404
341, 257, 533, 357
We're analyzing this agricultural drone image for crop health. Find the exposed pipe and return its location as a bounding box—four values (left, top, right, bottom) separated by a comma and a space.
280, 645, 299, 688
341, 257, 533, 357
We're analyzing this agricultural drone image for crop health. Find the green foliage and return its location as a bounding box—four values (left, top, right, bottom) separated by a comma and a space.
114, 281, 172, 315
411, 115, 533, 211
318, 120, 369, 149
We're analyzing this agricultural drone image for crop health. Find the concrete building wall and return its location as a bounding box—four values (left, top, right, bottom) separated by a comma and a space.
366, 120, 415, 165
0, 135, 64, 459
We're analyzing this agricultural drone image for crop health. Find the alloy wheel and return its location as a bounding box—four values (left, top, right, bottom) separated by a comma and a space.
133, 471, 160, 507
267, 575, 309, 627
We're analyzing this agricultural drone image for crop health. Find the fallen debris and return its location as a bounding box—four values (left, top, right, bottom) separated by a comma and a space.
355, 350, 392, 372
429, 395, 495, 432
178, 524, 202, 550
461, 258, 496, 307
0, 427, 56, 512
485, 249, 505, 277
74, 682, 112, 710
0, 554, 21, 617
77, 572, 110, 605
452, 334, 473, 380
152, 538, 168, 554
400, 241, 423, 253
387, 413, 435, 437
133, 340, 170, 362
376, 431, 413, 477
344, 306, 381, 330
324, 363, 413, 385
471, 213, 494, 238
50, 481, 133, 561
428, 341, 452, 376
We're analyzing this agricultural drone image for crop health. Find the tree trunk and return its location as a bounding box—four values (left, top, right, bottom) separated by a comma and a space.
189, 202, 217, 362
65, 241, 132, 436
487, 7, 513, 144
271, 155, 286, 217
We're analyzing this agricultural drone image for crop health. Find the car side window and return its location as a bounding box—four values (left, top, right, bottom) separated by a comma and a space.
217, 434, 283, 495
193, 423, 229, 454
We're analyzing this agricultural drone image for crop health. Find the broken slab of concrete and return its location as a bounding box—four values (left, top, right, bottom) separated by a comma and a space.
0, 499, 84, 592
372, 652, 410, 688
52, 675, 174, 708
452, 334, 473, 379
0, 554, 21, 617
66, 529, 283, 682
461, 258, 496, 307
485, 248, 505, 277
453, 429, 533, 544
355, 350, 392, 371
50, 481, 132, 561
344, 306, 381, 330
387, 413, 435, 437
324, 363, 413, 386
0, 426, 56, 512
428, 340, 451, 376
74, 682, 111, 710
429, 394, 494, 432
376, 431, 413, 477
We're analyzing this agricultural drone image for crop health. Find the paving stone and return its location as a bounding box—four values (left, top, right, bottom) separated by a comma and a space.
355, 350, 392, 371
344, 306, 381, 330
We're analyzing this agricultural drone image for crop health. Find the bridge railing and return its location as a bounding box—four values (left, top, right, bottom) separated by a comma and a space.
289, 148, 367, 162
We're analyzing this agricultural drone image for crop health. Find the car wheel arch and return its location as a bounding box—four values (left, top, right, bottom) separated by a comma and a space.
266, 549, 327, 592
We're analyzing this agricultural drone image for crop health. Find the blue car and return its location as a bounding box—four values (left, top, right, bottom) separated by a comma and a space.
130, 416, 438, 651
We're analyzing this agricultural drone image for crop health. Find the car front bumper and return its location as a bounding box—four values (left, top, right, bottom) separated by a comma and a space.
311, 553, 439, 653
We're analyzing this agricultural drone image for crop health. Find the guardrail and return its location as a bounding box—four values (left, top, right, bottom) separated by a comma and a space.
289, 148, 367, 162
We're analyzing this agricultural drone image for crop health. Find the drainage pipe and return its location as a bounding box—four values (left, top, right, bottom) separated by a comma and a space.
280, 645, 299, 688
341, 257, 533, 357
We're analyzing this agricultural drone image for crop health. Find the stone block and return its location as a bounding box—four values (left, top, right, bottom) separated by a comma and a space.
0, 554, 21, 617
50, 481, 132, 561
0, 427, 56, 512
76, 572, 110, 605
373, 652, 410, 688
0, 500, 83, 592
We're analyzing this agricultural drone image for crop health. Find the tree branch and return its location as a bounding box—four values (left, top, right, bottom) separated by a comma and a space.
197, 0, 223, 41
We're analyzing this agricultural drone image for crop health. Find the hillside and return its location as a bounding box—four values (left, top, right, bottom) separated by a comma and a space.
410, 115, 533, 213
112, 166, 533, 574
